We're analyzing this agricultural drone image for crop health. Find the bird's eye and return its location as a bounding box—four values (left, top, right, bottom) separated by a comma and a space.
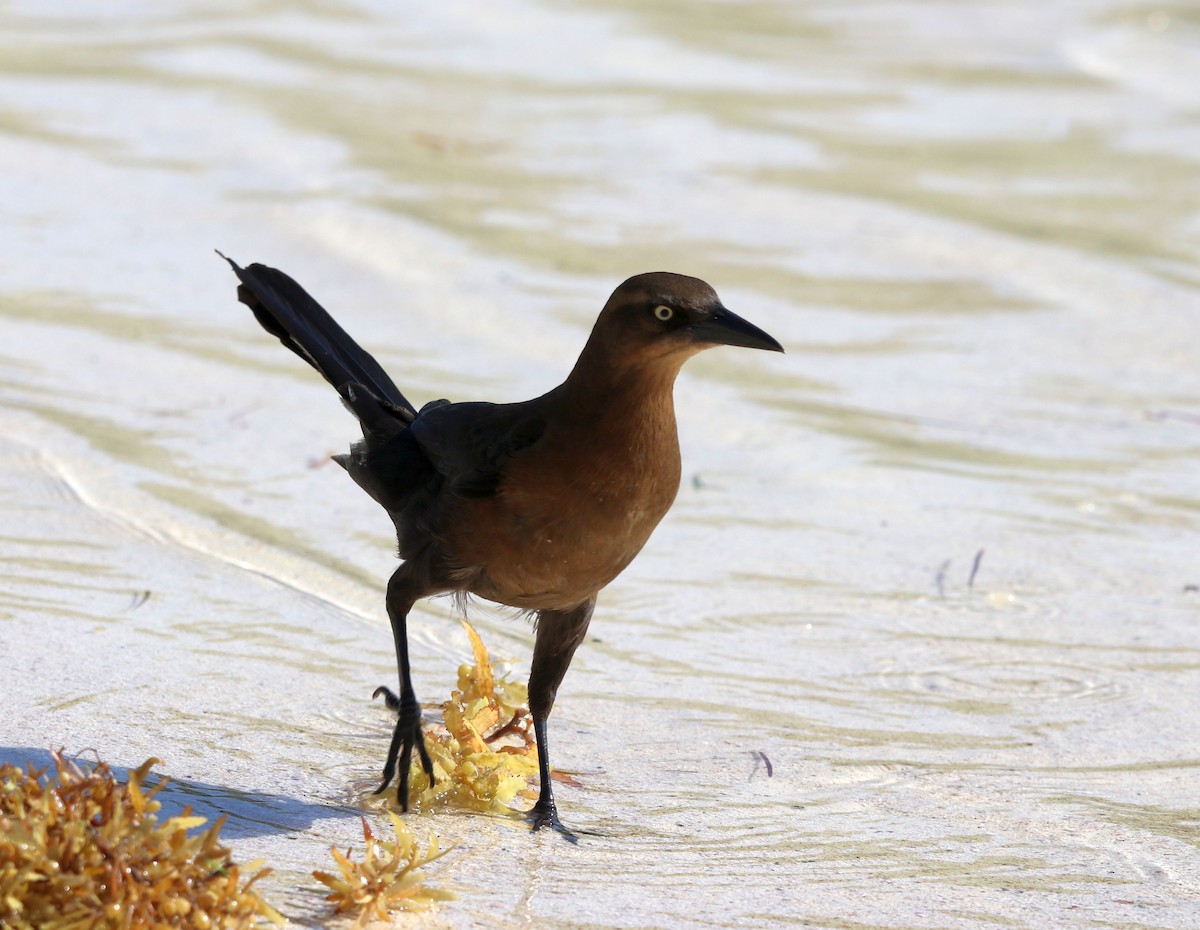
653, 305, 674, 322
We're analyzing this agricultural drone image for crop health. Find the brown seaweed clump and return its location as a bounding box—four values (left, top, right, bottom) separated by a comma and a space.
402, 621, 539, 814
313, 812, 453, 925
0, 751, 282, 930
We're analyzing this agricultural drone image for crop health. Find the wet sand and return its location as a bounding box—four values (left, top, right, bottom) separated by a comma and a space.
2, 2, 1200, 927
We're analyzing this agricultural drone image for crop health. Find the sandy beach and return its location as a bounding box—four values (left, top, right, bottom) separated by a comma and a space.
2, 2, 1200, 927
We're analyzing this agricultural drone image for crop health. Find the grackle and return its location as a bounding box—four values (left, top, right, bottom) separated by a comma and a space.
220, 254, 782, 835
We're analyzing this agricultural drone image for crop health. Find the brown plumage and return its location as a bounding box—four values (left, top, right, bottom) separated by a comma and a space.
220, 254, 782, 836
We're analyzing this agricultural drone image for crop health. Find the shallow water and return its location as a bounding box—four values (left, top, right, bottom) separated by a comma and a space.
2, 1, 1200, 927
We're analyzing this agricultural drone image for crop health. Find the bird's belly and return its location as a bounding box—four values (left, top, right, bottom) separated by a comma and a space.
450, 480, 676, 611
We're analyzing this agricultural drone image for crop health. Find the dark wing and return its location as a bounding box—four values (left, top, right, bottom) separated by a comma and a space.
410, 400, 546, 499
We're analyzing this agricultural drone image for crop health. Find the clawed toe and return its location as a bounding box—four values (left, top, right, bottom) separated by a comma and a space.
530, 799, 578, 843
373, 687, 435, 809
372, 685, 401, 712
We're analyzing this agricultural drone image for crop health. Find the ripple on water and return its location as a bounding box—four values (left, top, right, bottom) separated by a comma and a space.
867, 587, 1068, 636
870, 657, 1131, 716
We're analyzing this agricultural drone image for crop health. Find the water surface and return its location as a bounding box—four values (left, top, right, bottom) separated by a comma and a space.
2, 1, 1199, 927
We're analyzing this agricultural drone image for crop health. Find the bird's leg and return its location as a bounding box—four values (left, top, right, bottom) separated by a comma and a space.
527, 599, 594, 839
531, 716, 574, 840
373, 568, 435, 809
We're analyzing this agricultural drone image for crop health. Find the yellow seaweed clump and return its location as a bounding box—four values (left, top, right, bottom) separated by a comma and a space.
0, 751, 282, 930
313, 812, 453, 925
403, 621, 538, 814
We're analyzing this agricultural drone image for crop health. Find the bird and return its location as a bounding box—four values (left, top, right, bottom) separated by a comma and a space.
219, 252, 783, 836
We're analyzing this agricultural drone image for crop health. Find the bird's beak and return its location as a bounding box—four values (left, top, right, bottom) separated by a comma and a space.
688, 305, 784, 353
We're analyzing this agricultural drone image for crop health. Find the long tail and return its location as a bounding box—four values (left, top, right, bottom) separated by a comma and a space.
219, 252, 418, 422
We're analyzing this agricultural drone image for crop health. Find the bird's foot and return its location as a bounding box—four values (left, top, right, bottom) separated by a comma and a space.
372, 685, 434, 811
529, 797, 578, 844
372, 685, 401, 712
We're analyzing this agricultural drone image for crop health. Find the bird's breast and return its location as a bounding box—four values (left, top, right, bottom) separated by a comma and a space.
447, 408, 682, 610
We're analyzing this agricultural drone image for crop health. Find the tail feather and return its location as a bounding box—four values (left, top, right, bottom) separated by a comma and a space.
218, 251, 417, 418
339, 382, 413, 437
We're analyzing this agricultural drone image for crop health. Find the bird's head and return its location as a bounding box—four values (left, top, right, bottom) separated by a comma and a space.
592, 272, 784, 369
